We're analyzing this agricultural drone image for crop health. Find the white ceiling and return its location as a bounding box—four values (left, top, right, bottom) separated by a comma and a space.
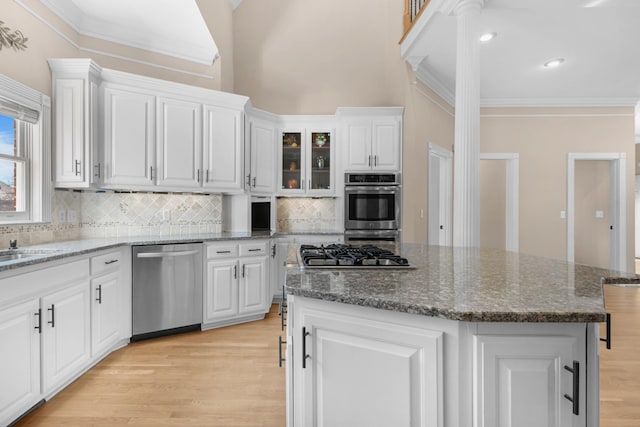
401, 0, 640, 108
40, 0, 219, 65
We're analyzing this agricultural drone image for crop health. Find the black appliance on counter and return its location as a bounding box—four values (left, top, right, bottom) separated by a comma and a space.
344, 172, 401, 241
299, 243, 411, 268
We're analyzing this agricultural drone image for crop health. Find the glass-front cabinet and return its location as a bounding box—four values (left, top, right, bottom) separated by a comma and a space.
279, 128, 333, 196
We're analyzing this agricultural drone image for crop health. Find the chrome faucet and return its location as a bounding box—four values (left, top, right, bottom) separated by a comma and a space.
9, 239, 17, 250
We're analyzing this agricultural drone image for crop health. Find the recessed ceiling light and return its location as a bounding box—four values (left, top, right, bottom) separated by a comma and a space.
543, 58, 565, 68
479, 32, 497, 43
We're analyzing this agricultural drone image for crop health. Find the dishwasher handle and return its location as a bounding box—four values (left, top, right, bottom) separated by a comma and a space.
136, 250, 200, 258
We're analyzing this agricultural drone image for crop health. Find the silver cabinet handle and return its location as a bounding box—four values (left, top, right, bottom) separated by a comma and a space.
206, 170, 210, 183
253, 177, 257, 188
248, 248, 261, 252
197, 169, 201, 183
75, 160, 81, 176
104, 259, 119, 265
374, 155, 378, 167
136, 250, 199, 258
94, 163, 101, 178
234, 264, 237, 279
242, 264, 246, 278
150, 166, 154, 181
368, 155, 372, 167
96, 284, 102, 304
216, 250, 231, 254
48, 304, 55, 328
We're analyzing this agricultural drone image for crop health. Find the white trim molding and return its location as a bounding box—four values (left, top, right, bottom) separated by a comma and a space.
567, 152, 627, 272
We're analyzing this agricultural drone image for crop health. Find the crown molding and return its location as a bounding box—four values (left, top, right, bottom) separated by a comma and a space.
480, 97, 640, 108
335, 106, 404, 117
414, 66, 455, 107
229, 0, 243, 11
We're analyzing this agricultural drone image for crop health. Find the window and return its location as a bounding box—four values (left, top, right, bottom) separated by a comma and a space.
0, 74, 51, 224
0, 114, 28, 220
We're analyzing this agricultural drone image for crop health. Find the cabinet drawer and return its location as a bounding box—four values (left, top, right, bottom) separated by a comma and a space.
207, 243, 239, 259
90, 250, 122, 276
239, 241, 268, 257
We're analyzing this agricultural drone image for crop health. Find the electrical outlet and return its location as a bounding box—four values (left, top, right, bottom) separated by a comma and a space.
560, 211, 566, 219
67, 210, 78, 223
420, 209, 424, 219
57, 210, 66, 223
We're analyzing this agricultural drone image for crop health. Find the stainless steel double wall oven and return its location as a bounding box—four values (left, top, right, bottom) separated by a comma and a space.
344, 173, 401, 241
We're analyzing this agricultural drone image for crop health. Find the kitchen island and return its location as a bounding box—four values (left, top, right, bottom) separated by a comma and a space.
284, 244, 639, 427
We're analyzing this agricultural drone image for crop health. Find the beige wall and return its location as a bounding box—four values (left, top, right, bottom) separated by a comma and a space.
480, 107, 635, 270
232, 0, 455, 244
480, 160, 506, 250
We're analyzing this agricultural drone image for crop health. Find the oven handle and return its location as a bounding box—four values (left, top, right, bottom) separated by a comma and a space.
344, 186, 400, 192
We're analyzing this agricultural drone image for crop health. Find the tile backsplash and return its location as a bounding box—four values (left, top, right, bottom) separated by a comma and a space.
1, 191, 338, 247
80, 191, 222, 238
277, 198, 338, 232
0, 190, 222, 246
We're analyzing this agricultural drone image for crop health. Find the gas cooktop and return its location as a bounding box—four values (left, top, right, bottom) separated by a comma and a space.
299, 244, 412, 269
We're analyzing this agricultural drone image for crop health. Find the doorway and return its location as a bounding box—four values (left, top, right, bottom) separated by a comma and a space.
567, 153, 627, 272
427, 143, 452, 246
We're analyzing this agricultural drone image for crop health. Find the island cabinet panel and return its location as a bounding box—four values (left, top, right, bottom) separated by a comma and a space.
473, 329, 587, 427
291, 301, 443, 427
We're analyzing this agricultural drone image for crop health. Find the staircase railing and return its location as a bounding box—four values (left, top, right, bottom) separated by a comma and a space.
402, 0, 430, 41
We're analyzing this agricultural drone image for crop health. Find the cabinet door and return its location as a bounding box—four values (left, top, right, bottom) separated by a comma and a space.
344, 121, 373, 171
307, 131, 334, 195
54, 78, 85, 185
0, 299, 41, 424
295, 310, 442, 427
203, 105, 243, 191
91, 272, 121, 357
474, 334, 585, 427
280, 130, 305, 194
103, 87, 155, 187
372, 118, 401, 171
41, 281, 91, 394
249, 119, 276, 193
204, 260, 239, 323
238, 256, 267, 316
157, 97, 202, 189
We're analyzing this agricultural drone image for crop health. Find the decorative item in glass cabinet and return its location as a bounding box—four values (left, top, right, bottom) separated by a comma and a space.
315, 134, 327, 147
316, 156, 325, 169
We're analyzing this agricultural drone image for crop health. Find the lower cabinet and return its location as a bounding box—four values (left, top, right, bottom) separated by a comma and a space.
289, 296, 443, 427
0, 250, 131, 426
203, 240, 269, 328
0, 299, 41, 424
473, 328, 587, 427
41, 281, 91, 394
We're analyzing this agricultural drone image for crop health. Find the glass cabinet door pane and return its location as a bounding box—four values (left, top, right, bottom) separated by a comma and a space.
310, 132, 331, 190
282, 132, 302, 190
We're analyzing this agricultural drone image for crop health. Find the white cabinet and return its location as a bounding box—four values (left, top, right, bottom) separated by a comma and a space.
203, 240, 270, 328
90, 249, 125, 358
49, 59, 102, 188
289, 296, 443, 427
246, 115, 277, 193
0, 299, 41, 424
338, 107, 403, 172
474, 329, 587, 427
103, 85, 156, 187
279, 127, 335, 196
41, 280, 91, 394
204, 105, 243, 191
156, 97, 202, 189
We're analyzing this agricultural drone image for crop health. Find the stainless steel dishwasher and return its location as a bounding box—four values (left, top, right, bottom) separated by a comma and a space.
132, 243, 203, 341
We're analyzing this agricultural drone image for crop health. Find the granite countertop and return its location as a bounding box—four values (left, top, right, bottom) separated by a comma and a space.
285, 243, 640, 323
0, 231, 274, 273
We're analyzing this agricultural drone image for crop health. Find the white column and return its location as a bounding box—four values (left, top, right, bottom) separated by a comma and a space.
452, 0, 483, 247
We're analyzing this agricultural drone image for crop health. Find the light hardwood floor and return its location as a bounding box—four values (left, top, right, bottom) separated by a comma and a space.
12, 289, 640, 426
600, 285, 640, 427
14, 304, 286, 427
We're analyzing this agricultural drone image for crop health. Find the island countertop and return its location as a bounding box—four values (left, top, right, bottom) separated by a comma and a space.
285, 243, 640, 322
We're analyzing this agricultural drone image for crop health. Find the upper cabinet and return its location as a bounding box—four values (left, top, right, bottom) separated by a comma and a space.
278, 119, 335, 196
49, 59, 102, 188
50, 59, 248, 194
338, 107, 403, 172
245, 108, 276, 194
